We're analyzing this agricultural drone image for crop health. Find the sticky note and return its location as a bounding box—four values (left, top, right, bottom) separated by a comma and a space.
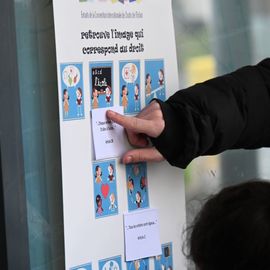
124, 209, 162, 261
91, 106, 129, 160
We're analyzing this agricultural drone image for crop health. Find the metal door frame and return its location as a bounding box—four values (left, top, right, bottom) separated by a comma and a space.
0, 0, 31, 269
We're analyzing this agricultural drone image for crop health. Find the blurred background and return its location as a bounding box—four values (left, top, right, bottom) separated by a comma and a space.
2, 0, 270, 269
172, 0, 270, 268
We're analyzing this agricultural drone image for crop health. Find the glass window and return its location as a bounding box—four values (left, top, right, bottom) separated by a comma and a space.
2, 0, 270, 269
172, 0, 270, 268
13, 1, 64, 269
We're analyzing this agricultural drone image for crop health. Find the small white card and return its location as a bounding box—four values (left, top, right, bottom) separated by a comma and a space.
124, 208, 162, 261
91, 106, 128, 160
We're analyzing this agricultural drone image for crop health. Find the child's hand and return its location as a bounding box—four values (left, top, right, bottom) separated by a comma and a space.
106, 101, 165, 164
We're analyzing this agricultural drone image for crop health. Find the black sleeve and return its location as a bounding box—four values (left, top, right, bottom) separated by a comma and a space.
151, 58, 270, 169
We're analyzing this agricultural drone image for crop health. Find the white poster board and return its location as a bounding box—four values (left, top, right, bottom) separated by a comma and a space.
53, 1, 186, 269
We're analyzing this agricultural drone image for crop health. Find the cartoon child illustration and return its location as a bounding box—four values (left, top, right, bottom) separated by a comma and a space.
121, 85, 128, 112
76, 87, 83, 116
136, 191, 142, 208
105, 85, 112, 106
134, 260, 140, 270
155, 255, 164, 270
96, 194, 103, 215
92, 88, 99, 109
108, 261, 120, 270
134, 83, 140, 111
145, 73, 152, 97
158, 69, 165, 86
109, 193, 117, 211
127, 176, 134, 195
140, 176, 147, 190
108, 164, 114, 182
95, 165, 102, 183
63, 89, 69, 117
158, 69, 165, 96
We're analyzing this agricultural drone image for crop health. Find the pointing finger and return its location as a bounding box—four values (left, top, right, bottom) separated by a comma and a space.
106, 110, 155, 136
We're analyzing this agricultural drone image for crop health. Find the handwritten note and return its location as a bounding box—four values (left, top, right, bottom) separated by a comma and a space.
124, 209, 162, 261
91, 106, 128, 160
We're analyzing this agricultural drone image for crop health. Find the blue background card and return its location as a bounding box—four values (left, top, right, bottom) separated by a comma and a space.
126, 258, 149, 270
93, 160, 118, 218
60, 63, 85, 121
70, 262, 92, 270
119, 60, 141, 114
99, 255, 122, 270
126, 162, 149, 211
145, 59, 166, 105
90, 61, 114, 110
154, 242, 173, 270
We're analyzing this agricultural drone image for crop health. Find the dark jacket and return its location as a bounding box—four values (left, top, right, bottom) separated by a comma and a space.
152, 58, 270, 169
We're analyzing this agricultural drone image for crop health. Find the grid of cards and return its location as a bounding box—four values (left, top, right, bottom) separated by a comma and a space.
70, 243, 173, 270
60, 59, 166, 121
61, 60, 174, 270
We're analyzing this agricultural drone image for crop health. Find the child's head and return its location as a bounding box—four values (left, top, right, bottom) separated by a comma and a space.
145, 73, 151, 85
76, 87, 82, 98
63, 89, 69, 100
158, 69, 164, 80
188, 180, 270, 270
105, 86, 111, 95
96, 194, 102, 207
128, 176, 134, 189
92, 88, 98, 98
108, 164, 114, 174
121, 85, 128, 96
136, 191, 141, 203
134, 83, 140, 94
95, 165, 102, 177
110, 193, 115, 204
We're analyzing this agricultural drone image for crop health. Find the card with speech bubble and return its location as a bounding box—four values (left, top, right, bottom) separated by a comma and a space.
60, 63, 85, 120
119, 60, 141, 114
92, 159, 118, 218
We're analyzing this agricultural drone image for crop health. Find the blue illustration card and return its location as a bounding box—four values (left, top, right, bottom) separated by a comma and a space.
126, 162, 149, 211
154, 242, 173, 270
60, 63, 85, 121
145, 59, 166, 105
93, 160, 118, 218
70, 262, 92, 270
119, 60, 141, 114
99, 255, 122, 270
126, 258, 149, 270
90, 61, 113, 110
